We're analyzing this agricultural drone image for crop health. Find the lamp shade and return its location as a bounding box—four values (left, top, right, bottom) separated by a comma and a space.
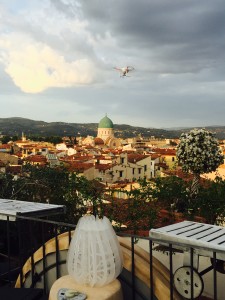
67, 215, 123, 287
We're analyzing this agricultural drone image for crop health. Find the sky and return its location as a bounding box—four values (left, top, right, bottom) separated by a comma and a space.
1, 0, 225, 129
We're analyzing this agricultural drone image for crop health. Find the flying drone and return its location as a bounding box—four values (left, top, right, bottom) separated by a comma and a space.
114, 66, 135, 77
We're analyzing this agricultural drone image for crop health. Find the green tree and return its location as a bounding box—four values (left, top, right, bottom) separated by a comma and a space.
107, 178, 158, 233
1, 135, 11, 144
152, 176, 190, 212
78, 179, 105, 217
191, 176, 225, 225
0, 164, 91, 224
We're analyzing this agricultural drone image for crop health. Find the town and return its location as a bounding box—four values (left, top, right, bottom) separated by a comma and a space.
1, 115, 224, 189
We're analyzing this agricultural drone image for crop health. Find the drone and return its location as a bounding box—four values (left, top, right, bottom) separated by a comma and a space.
114, 66, 135, 77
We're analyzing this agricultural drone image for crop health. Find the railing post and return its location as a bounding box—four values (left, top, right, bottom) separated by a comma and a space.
169, 244, 173, 300
213, 251, 217, 300
29, 220, 35, 287
54, 223, 60, 280
131, 236, 135, 300
190, 247, 194, 300
17, 218, 23, 288
6, 216, 11, 286
149, 239, 154, 299
41, 221, 47, 294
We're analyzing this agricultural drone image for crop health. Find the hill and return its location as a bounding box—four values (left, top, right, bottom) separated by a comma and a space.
0, 117, 225, 139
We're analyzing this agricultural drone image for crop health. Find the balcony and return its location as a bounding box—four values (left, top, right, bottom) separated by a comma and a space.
0, 209, 223, 299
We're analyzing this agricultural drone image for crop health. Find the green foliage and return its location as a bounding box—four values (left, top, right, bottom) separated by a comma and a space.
152, 176, 190, 212
190, 177, 225, 225
0, 164, 99, 224
107, 178, 158, 233
77, 179, 105, 217
28, 135, 63, 144
0, 173, 15, 199
1, 163, 225, 228
1, 135, 11, 144
148, 176, 225, 225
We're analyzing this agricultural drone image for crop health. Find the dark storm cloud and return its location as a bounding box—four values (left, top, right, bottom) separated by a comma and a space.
52, 0, 225, 74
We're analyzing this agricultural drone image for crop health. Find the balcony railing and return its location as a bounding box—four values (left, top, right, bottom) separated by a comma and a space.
0, 211, 222, 300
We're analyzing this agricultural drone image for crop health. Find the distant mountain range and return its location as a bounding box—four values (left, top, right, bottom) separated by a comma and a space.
1, 117, 225, 139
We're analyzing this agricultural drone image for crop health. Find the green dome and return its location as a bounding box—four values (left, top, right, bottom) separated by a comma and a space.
98, 115, 114, 128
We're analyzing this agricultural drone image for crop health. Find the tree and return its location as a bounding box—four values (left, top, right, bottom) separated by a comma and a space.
106, 178, 158, 233
0, 164, 90, 224
191, 176, 225, 225
176, 128, 223, 198
1, 135, 11, 144
152, 176, 189, 212
78, 179, 105, 217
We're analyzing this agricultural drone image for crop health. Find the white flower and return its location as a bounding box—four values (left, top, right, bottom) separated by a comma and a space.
177, 128, 224, 174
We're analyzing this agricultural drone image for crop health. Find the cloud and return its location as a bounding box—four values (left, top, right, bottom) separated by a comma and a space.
1, 0, 225, 127
0, 35, 98, 93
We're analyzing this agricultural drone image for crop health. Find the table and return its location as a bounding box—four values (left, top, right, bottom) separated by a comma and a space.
149, 221, 225, 260
49, 276, 123, 300
0, 198, 66, 221
149, 221, 225, 298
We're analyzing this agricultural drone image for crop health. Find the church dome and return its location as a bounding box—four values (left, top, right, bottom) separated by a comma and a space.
98, 115, 114, 129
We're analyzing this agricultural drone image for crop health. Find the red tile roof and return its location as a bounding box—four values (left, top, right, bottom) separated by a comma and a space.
152, 148, 176, 155
95, 163, 112, 170
127, 154, 149, 163
67, 162, 94, 172
0, 144, 11, 149
150, 154, 161, 160
24, 155, 47, 164
6, 165, 22, 174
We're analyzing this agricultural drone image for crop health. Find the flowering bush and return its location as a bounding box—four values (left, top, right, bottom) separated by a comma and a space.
177, 128, 224, 174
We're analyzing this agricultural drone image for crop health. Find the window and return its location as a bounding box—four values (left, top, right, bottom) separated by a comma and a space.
119, 171, 123, 177
138, 168, 141, 174
172, 157, 175, 162
121, 157, 124, 164
144, 165, 147, 172
132, 168, 135, 175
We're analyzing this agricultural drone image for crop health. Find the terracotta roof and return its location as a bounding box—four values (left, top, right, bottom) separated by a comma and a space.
63, 154, 93, 162
150, 154, 161, 160
6, 165, 22, 173
155, 162, 168, 168
67, 162, 94, 172
95, 163, 112, 170
0, 144, 11, 149
127, 154, 149, 163
152, 148, 176, 155
94, 137, 104, 145
24, 155, 47, 163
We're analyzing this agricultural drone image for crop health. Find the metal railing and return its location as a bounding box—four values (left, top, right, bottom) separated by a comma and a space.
0, 212, 222, 299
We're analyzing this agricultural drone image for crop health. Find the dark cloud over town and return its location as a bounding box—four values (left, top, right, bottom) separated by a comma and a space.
0, 0, 225, 128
